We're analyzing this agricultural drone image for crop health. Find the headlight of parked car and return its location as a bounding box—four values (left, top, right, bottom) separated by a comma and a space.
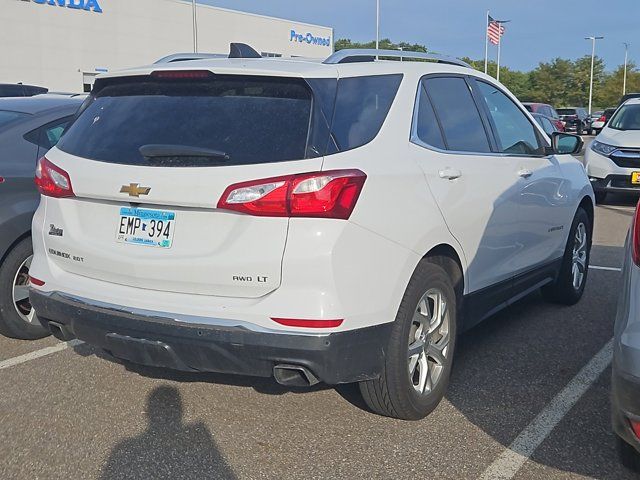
591, 140, 618, 156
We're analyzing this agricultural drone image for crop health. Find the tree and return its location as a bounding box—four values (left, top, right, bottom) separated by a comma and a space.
596, 62, 640, 107
335, 38, 427, 53
334, 38, 631, 108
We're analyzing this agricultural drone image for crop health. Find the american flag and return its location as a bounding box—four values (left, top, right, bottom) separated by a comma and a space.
487, 16, 505, 45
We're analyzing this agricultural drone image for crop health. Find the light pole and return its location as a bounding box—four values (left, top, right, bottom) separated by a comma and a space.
375, 0, 380, 58
192, 0, 198, 53
623, 42, 630, 95
585, 36, 604, 115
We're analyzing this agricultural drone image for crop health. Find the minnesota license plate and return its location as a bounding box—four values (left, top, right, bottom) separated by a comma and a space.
632, 172, 640, 185
116, 207, 175, 248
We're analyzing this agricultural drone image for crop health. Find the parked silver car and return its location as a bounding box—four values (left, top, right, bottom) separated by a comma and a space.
0, 94, 83, 339
613, 200, 640, 471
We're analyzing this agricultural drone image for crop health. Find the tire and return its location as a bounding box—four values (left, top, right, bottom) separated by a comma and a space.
0, 237, 49, 340
541, 207, 591, 305
617, 436, 640, 472
359, 258, 457, 420
594, 191, 607, 204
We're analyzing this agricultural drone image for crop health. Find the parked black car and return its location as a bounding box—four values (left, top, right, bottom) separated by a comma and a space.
557, 107, 592, 135
0, 94, 83, 339
0, 84, 48, 98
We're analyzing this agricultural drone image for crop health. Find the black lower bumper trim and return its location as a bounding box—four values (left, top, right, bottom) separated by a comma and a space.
30, 290, 391, 385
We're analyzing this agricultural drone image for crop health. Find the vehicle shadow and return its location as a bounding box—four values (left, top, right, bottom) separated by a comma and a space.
100, 385, 237, 480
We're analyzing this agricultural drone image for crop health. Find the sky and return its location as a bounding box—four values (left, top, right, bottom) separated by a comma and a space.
201, 0, 639, 72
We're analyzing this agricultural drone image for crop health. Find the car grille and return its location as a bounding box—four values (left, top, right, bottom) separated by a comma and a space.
610, 149, 640, 168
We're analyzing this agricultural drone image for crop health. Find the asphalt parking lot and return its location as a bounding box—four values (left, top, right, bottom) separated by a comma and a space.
1, 137, 637, 480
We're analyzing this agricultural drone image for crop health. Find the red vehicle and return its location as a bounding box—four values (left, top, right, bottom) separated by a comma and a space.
523, 102, 565, 132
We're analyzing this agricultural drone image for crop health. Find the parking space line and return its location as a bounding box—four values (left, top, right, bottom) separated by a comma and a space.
0, 339, 83, 371
479, 338, 613, 480
589, 265, 622, 272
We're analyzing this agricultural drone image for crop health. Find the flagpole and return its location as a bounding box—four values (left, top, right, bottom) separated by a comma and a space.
484, 10, 489, 74
496, 30, 501, 82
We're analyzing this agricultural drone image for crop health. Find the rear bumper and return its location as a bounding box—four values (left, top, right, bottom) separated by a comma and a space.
30, 289, 391, 385
612, 368, 640, 452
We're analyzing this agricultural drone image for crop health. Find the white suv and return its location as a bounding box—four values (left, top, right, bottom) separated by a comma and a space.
29, 46, 594, 420
586, 99, 640, 203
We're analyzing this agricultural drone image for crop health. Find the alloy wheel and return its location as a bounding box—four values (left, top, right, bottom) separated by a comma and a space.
407, 288, 450, 395
12, 255, 36, 324
571, 222, 588, 290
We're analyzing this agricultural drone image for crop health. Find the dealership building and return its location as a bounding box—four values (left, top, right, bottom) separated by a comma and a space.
2, 0, 333, 92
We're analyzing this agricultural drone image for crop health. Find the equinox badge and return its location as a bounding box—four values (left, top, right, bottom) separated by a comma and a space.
120, 183, 151, 197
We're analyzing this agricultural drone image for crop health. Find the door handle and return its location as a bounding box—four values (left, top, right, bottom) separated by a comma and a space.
518, 168, 533, 178
438, 168, 462, 180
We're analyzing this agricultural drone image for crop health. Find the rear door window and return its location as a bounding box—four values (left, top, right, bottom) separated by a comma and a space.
57, 76, 314, 167
475, 81, 543, 155
422, 76, 491, 153
413, 82, 446, 150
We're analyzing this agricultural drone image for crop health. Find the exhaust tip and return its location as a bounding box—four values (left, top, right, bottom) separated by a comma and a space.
47, 321, 75, 342
273, 364, 319, 387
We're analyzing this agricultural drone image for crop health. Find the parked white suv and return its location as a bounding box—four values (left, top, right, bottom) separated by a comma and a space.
29, 46, 594, 420
586, 99, 640, 203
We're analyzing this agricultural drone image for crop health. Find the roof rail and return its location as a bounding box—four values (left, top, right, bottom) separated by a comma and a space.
323, 49, 471, 68
155, 43, 262, 64
154, 53, 226, 64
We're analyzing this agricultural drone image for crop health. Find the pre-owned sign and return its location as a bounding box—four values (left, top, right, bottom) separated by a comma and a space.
30, 0, 103, 13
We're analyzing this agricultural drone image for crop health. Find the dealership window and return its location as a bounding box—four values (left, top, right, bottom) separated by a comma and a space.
261, 52, 282, 58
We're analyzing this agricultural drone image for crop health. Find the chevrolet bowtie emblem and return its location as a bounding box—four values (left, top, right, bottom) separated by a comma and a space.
120, 183, 151, 197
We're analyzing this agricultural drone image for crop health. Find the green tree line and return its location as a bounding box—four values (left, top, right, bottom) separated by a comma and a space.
335, 38, 640, 109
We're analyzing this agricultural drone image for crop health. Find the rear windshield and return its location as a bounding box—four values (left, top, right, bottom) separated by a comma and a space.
57, 73, 402, 167
57, 76, 312, 167
557, 109, 576, 115
0, 110, 30, 130
608, 104, 640, 131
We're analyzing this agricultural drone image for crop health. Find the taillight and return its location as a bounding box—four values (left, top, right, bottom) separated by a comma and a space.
598, 115, 606, 122
632, 199, 640, 266
630, 419, 640, 439
29, 276, 45, 287
271, 318, 344, 328
218, 169, 366, 219
34, 157, 74, 198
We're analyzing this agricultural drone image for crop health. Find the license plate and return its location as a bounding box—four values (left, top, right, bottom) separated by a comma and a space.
116, 207, 175, 248
632, 172, 640, 185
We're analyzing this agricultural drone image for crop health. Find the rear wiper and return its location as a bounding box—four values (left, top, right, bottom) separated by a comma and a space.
139, 144, 230, 161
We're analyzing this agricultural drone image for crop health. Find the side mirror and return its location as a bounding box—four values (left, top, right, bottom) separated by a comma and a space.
550, 132, 583, 155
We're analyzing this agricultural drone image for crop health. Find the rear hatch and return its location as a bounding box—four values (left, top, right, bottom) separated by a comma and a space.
45, 72, 321, 298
